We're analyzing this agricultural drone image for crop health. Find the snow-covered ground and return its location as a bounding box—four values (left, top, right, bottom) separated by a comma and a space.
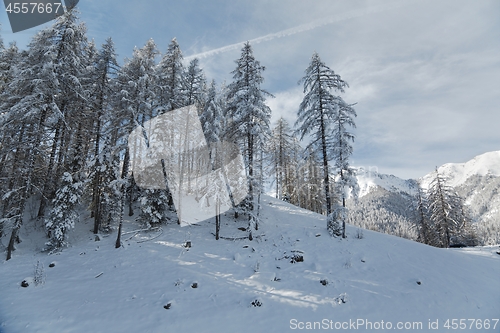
1, 196, 499, 333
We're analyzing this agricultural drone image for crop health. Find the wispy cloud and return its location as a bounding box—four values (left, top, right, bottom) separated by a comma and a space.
185, 2, 405, 61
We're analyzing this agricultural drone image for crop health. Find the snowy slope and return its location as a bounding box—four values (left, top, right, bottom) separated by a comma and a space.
1, 196, 499, 333
420, 151, 500, 189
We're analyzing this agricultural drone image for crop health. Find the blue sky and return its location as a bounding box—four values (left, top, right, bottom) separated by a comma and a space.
1, 0, 499, 179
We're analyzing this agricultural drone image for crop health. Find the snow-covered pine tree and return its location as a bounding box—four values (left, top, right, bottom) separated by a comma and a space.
156, 38, 185, 113
181, 58, 206, 194
295, 52, 349, 223
200, 80, 223, 147
91, 142, 121, 232
44, 172, 83, 251
300, 148, 324, 214
87, 37, 119, 234
198, 144, 232, 240
225, 42, 272, 240
36, 9, 90, 218
330, 98, 357, 238
113, 39, 159, 246
427, 168, 474, 248
183, 58, 206, 108
1, 24, 63, 260
0, 42, 22, 230
415, 185, 433, 245
138, 189, 170, 228
327, 204, 345, 237
200, 81, 248, 218
268, 117, 296, 201
153, 38, 186, 213
0, 41, 19, 96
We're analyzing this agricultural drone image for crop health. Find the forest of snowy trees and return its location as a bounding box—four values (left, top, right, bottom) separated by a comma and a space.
0, 10, 489, 261
0, 10, 353, 259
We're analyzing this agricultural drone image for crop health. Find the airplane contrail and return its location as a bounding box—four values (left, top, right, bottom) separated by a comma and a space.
185, 2, 405, 61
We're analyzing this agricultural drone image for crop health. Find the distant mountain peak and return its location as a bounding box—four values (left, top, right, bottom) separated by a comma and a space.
353, 167, 417, 198
420, 150, 500, 188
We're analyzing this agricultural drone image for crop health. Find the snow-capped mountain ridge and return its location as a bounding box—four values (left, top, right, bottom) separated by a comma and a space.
354, 167, 417, 198
420, 151, 500, 189
351, 150, 500, 244
354, 150, 500, 196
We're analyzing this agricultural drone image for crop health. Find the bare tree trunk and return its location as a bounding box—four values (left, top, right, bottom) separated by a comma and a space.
215, 198, 220, 240
115, 185, 125, 248
92, 107, 102, 233
342, 195, 346, 239
319, 107, 331, 216
7, 105, 48, 259
116, 146, 131, 248
248, 133, 254, 241
37, 118, 62, 218
128, 174, 135, 217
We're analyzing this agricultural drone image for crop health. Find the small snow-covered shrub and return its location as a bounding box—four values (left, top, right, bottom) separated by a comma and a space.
355, 228, 364, 239
139, 189, 169, 228
327, 205, 347, 237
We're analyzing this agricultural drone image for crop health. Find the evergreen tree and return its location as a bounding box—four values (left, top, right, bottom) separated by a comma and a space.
36, 9, 90, 218
0, 42, 22, 231
296, 52, 348, 218
225, 42, 272, 240
154, 38, 185, 213
330, 98, 357, 238
301, 149, 325, 214
1, 21, 66, 259
113, 39, 159, 246
87, 37, 119, 234
415, 185, 433, 245
181, 58, 206, 194
427, 169, 474, 247
198, 144, 232, 240
0, 42, 19, 96
138, 189, 170, 228
268, 117, 296, 201
156, 38, 185, 112
200, 80, 223, 146
44, 172, 83, 251
183, 58, 206, 108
